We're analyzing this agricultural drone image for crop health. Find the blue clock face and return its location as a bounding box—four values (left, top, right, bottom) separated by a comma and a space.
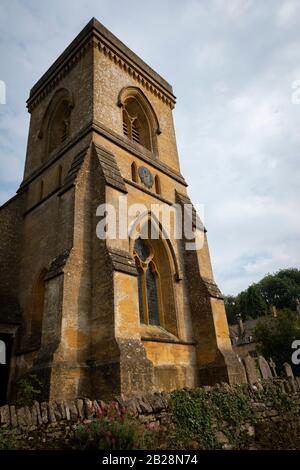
138, 166, 154, 189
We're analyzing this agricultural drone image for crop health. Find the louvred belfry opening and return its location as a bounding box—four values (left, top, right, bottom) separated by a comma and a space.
122, 99, 151, 150
48, 100, 71, 154
131, 120, 140, 144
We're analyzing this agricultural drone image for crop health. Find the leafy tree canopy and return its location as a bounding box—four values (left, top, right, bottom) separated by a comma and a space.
253, 309, 300, 375
224, 268, 300, 324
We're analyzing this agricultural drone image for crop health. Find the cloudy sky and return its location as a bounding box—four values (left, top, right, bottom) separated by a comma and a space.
0, 0, 300, 295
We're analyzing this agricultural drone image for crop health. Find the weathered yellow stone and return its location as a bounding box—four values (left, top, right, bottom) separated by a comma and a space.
0, 18, 246, 403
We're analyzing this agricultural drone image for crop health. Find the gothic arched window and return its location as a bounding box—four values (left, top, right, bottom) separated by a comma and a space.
48, 100, 71, 154
122, 100, 151, 150
38, 88, 74, 162
133, 238, 162, 326
118, 87, 161, 156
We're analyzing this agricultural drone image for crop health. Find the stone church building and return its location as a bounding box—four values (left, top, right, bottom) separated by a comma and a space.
0, 18, 245, 403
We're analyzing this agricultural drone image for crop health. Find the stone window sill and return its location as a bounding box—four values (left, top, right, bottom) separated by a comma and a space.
140, 324, 195, 346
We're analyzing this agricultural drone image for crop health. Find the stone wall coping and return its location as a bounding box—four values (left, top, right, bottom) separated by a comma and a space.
1, 379, 299, 430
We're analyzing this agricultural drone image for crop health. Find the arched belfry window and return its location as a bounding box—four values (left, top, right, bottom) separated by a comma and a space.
122, 109, 130, 137
48, 100, 72, 154
122, 101, 151, 150
118, 87, 161, 156
133, 238, 162, 326
38, 88, 74, 161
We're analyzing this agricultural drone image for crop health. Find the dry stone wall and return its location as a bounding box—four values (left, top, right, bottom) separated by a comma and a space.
1, 380, 300, 449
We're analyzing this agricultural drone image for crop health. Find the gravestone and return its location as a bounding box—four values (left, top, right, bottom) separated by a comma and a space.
269, 357, 277, 377
283, 362, 298, 392
243, 355, 259, 385
258, 355, 273, 379
283, 362, 294, 378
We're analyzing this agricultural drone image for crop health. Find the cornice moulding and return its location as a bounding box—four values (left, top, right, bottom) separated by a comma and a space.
27, 18, 176, 112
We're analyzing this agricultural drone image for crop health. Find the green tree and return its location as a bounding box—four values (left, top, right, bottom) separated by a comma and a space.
253, 309, 300, 375
259, 271, 300, 310
277, 268, 300, 285
236, 284, 267, 320
225, 268, 300, 324
224, 295, 239, 324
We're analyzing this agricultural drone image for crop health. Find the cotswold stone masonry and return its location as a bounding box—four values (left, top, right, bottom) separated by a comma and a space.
1, 380, 300, 450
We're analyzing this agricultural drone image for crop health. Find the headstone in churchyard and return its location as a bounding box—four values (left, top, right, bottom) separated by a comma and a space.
283, 362, 298, 392
237, 356, 248, 384
283, 362, 294, 379
258, 355, 273, 379
243, 354, 259, 385
289, 378, 298, 393
269, 357, 277, 377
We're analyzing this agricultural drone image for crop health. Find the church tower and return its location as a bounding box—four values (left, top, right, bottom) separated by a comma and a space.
0, 18, 245, 402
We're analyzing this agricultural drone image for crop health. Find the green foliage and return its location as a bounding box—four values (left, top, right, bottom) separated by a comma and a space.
15, 374, 42, 406
225, 284, 268, 323
0, 430, 17, 450
253, 309, 300, 374
225, 268, 300, 323
224, 295, 239, 324
170, 382, 297, 450
260, 270, 300, 310
237, 285, 267, 320
74, 403, 145, 450
257, 380, 295, 413
170, 385, 256, 449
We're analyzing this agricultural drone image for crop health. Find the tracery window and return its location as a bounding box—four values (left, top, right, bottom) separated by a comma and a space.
48, 100, 71, 154
38, 88, 74, 162
122, 100, 151, 151
133, 238, 162, 326
118, 87, 161, 157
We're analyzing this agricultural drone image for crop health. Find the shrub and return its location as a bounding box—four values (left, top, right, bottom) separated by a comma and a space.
15, 374, 42, 406
171, 384, 256, 450
0, 430, 17, 450
253, 309, 300, 375
256, 379, 294, 413
74, 403, 145, 450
